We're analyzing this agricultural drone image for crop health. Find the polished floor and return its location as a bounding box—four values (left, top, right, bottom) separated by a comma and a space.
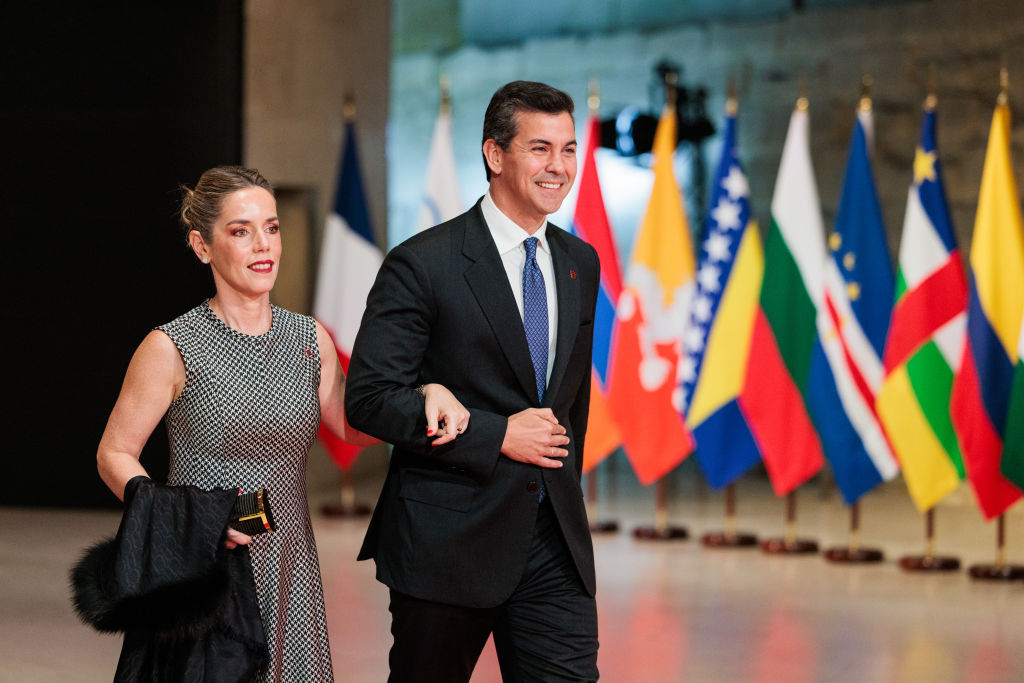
2, 472, 1022, 682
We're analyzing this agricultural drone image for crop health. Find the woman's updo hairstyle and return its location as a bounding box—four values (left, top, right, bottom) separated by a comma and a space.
180, 166, 274, 243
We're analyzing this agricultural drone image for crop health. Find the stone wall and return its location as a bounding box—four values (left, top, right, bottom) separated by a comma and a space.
390, 0, 1023, 261
245, 0, 390, 255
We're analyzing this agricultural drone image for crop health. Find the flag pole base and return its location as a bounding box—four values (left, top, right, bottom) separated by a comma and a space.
824, 547, 884, 563
632, 525, 688, 540
590, 520, 620, 534
760, 538, 818, 554
320, 502, 372, 517
967, 563, 1024, 581
701, 531, 758, 548
899, 555, 960, 572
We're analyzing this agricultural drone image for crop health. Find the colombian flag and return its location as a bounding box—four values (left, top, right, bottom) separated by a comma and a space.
608, 104, 695, 485
570, 114, 624, 472
950, 98, 1024, 519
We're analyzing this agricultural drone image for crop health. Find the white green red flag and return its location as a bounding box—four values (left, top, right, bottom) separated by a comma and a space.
737, 103, 826, 496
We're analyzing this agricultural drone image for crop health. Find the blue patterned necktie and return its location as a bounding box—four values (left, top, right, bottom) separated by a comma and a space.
522, 236, 548, 501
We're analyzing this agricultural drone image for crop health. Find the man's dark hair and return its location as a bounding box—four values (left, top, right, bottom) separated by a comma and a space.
481, 80, 575, 181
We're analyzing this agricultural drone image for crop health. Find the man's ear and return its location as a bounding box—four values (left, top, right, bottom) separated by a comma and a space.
482, 139, 503, 177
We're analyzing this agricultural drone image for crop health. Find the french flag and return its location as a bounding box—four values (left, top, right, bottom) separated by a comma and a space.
313, 119, 383, 470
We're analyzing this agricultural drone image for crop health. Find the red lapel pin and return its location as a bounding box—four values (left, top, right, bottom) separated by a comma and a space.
570, 269, 577, 280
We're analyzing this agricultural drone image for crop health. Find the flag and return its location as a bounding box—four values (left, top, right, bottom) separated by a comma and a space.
950, 99, 1024, 518
737, 103, 826, 497
313, 119, 383, 469
677, 105, 766, 490
1002, 318, 1024, 490
876, 104, 967, 512
570, 115, 624, 472
816, 106, 899, 504
416, 102, 462, 232
607, 104, 695, 485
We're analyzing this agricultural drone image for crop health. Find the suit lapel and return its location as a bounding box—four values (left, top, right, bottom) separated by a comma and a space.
544, 227, 580, 408
461, 203, 541, 404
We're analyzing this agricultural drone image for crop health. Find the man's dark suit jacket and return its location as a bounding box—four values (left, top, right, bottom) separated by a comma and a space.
345, 199, 599, 609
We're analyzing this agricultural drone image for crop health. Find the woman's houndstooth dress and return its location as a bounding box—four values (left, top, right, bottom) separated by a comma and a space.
158, 301, 334, 682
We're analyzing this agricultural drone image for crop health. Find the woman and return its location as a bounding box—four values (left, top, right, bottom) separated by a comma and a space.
96, 166, 469, 681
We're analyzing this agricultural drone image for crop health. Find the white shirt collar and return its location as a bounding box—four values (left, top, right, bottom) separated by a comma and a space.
481, 191, 549, 257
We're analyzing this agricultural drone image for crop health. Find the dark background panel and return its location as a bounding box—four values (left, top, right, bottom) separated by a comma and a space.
3, 4, 243, 507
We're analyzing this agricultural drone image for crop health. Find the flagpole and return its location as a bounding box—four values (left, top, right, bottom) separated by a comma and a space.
900, 507, 960, 571
440, 74, 451, 116
761, 491, 818, 554
701, 483, 757, 547
633, 478, 688, 540
823, 75, 886, 564
697, 79, 758, 550
969, 514, 1024, 580
757, 88, 826, 557
967, 69, 1023, 581
582, 77, 621, 535
892, 80, 960, 572
824, 499, 883, 563
321, 89, 372, 519
632, 70, 689, 542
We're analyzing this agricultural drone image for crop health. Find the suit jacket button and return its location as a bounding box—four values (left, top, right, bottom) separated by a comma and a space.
527, 482, 539, 493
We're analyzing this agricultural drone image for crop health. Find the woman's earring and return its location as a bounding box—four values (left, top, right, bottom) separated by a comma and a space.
201, 257, 209, 264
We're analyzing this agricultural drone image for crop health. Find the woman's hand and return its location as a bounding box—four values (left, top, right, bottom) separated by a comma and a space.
422, 384, 470, 446
225, 527, 253, 549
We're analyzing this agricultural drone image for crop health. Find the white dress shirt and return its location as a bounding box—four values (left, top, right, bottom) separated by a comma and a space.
480, 191, 558, 386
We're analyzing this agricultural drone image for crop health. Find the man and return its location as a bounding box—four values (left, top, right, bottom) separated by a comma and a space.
345, 80, 600, 682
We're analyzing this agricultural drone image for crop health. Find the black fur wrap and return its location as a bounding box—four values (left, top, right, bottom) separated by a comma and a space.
69, 476, 268, 681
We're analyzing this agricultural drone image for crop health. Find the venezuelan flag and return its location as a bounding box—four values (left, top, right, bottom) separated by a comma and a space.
950, 97, 1024, 519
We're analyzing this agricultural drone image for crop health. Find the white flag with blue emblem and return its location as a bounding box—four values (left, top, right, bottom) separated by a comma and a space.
416, 106, 462, 232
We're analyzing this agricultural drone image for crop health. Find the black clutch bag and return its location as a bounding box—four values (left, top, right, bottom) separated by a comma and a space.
229, 488, 277, 536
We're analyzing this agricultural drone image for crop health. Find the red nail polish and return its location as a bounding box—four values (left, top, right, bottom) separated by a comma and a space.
427, 429, 435, 436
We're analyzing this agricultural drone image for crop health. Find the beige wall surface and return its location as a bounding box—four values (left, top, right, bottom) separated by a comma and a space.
245, 0, 390, 301
245, 0, 391, 496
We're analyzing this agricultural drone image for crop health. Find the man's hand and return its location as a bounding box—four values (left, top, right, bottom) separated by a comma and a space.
500, 408, 569, 469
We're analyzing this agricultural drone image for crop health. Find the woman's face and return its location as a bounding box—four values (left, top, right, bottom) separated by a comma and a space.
192, 187, 281, 299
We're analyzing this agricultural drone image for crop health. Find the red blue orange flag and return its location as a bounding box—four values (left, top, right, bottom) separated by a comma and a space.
570, 114, 624, 472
